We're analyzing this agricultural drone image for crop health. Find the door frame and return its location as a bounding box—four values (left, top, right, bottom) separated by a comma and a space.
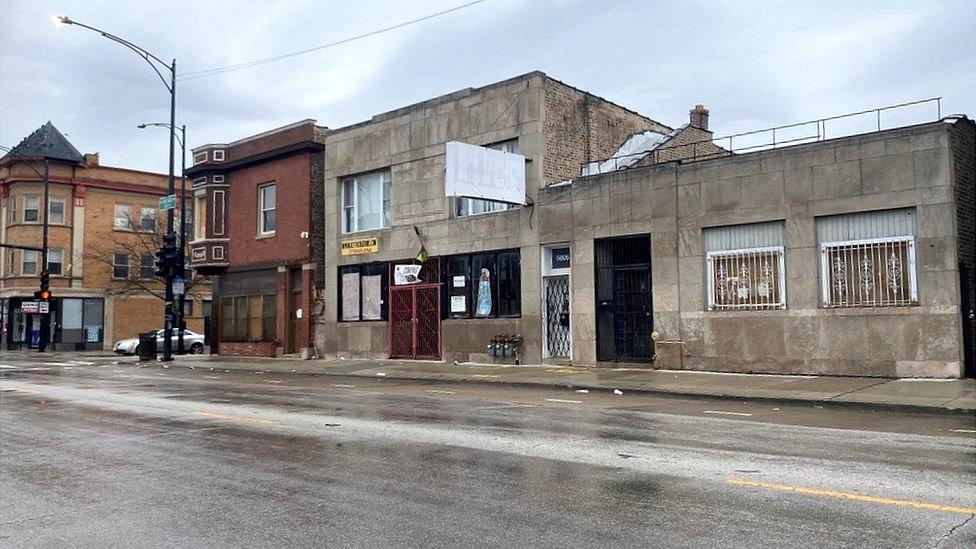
541, 244, 572, 360
388, 282, 442, 360
595, 234, 654, 363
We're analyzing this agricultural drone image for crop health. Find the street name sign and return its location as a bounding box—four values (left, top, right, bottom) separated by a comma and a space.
159, 194, 177, 211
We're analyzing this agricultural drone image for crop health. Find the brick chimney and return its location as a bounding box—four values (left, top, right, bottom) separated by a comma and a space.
83, 152, 99, 166
689, 104, 709, 130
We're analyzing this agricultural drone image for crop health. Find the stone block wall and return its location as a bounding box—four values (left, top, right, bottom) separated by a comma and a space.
538, 120, 968, 377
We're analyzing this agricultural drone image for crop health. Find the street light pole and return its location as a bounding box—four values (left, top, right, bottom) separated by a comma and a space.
57, 15, 178, 361
137, 122, 187, 355
38, 159, 50, 352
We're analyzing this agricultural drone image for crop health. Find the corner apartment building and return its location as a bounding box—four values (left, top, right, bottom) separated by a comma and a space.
537, 115, 975, 378
317, 71, 710, 362
187, 120, 325, 357
1, 122, 209, 350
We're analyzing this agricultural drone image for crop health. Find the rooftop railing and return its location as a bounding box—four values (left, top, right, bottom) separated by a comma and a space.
580, 97, 943, 176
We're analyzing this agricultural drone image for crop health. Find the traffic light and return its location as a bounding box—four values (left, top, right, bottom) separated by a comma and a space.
38, 270, 51, 300
154, 234, 178, 279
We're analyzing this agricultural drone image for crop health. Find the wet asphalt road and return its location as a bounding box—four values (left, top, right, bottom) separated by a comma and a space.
1, 355, 974, 548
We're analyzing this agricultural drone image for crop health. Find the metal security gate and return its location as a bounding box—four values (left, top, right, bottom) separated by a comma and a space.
544, 275, 571, 358
389, 284, 441, 360
595, 235, 654, 362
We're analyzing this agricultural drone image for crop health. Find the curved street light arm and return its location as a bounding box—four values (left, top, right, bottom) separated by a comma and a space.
67, 19, 173, 92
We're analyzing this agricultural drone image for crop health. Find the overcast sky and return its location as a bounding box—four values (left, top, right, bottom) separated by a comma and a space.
2, 0, 974, 173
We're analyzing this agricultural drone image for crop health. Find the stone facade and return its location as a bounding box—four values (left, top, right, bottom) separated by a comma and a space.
317, 72, 668, 363
538, 119, 975, 377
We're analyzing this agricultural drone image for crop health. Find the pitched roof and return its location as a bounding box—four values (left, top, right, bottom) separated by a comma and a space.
2, 121, 84, 163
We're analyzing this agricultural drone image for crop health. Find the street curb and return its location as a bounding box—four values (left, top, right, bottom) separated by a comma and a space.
139, 360, 976, 416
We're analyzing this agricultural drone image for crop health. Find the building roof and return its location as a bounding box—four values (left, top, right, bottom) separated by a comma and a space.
2, 121, 84, 164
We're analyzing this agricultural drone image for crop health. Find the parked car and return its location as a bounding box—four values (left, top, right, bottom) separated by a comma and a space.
114, 329, 205, 355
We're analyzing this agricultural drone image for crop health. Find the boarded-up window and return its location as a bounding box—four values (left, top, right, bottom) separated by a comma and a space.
704, 221, 786, 310
338, 262, 389, 321
341, 272, 361, 321
219, 294, 276, 342
817, 209, 917, 308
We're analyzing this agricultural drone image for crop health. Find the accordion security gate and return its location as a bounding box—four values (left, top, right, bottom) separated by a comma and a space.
389, 284, 441, 360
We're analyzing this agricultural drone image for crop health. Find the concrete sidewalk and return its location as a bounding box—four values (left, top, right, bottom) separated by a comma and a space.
150, 354, 976, 413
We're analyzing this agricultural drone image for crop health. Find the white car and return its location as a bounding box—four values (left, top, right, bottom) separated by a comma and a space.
114, 329, 205, 355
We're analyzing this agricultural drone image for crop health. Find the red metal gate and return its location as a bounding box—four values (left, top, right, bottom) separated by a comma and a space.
389, 284, 441, 359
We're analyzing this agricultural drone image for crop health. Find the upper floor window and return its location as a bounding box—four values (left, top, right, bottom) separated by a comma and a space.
23, 196, 39, 223
704, 221, 786, 311
140, 207, 157, 232
6, 196, 16, 224
455, 139, 520, 217
22, 250, 38, 275
194, 195, 207, 240
817, 208, 918, 308
113, 253, 130, 279
114, 204, 132, 230
47, 249, 64, 276
48, 198, 66, 224
138, 253, 154, 279
342, 170, 391, 234
258, 183, 276, 235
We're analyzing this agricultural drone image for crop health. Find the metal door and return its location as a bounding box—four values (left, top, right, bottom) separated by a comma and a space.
595, 235, 654, 362
389, 284, 441, 360
544, 275, 571, 358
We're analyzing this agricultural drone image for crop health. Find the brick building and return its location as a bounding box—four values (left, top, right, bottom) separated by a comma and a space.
317, 72, 709, 362
1, 122, 210, 350
187, 120, 325, 357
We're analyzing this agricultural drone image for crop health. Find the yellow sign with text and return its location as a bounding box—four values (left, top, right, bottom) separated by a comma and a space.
341, 237, 379, 256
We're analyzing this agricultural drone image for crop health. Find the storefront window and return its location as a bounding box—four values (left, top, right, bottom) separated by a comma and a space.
338, 262, 389, 321
443, 249, 520, 319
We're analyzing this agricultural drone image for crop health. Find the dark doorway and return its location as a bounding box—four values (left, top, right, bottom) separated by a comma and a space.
288, 268, 302, 354
595, 235, 654, 362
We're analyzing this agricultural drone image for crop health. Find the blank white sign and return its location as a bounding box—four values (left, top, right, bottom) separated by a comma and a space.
444, 141, 525, 205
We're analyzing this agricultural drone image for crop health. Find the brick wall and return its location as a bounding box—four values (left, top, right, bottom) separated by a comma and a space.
310, 149, 326, 291
543, 78, 670, 184
218, 340, 276, 357
950, 118, 975, 372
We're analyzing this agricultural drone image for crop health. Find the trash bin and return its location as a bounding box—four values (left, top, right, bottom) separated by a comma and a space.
137, 332, 157, 361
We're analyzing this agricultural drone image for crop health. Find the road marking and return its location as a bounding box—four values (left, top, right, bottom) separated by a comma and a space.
949, 429, 976, 434
0, 365, 16, 369
2, 387, 40, 394
471, 374, 499, 378
204, 376, 220, 379
728, 479, 976, 515
545, 398, 582, 404
425, 389, 455, 394
264, 380, 282, 384
43, 362, 75, 367
194, 411, 278, 426
332, 384, 357, 388
704, 410, 753, 417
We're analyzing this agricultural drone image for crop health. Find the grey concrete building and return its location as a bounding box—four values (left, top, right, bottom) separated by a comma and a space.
538, 116, 975, 378
315, 72, 710, 363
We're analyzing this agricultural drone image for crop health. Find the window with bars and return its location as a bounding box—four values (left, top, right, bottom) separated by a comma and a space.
704, 221, 787, 311
816, 208, 917, 308
707, 247, 786, 310
820, 237, 917, 307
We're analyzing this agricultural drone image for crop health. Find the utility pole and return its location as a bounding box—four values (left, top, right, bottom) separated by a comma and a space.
177, 124, 186, 355
38, 159, 50, 352
162, 59, 177, 362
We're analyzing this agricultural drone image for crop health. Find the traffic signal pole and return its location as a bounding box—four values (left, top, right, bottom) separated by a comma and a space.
161, 59, 177, 362
38, 159, 50, 353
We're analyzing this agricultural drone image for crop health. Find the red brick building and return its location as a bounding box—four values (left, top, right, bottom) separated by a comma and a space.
187, 120, 325, 356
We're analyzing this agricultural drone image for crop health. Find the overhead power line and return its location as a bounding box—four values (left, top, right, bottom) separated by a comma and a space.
179, 0, 489, 81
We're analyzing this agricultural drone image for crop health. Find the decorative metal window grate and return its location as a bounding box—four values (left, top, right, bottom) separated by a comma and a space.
707, 246, 786, 310
820, 237, 917, 308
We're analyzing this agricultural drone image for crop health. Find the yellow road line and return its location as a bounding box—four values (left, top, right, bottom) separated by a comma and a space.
729, 478, 976, 515
194, 411, 278, 426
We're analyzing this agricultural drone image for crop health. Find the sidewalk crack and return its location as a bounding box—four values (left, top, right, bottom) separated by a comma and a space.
825, 380, 889, 401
